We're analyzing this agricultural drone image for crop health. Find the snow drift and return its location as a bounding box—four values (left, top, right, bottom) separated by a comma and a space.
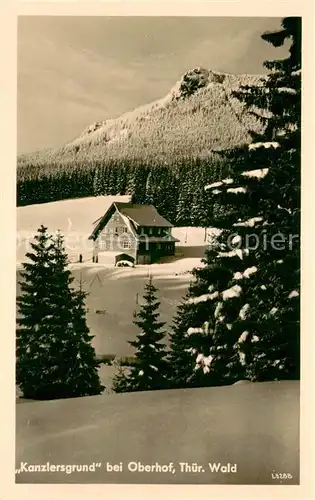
16, 380, 299, 484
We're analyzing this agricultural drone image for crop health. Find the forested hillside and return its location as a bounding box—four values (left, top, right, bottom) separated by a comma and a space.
17, 68, 265, 225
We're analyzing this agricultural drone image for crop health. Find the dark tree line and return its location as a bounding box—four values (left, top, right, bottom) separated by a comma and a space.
17, 155, 230, 227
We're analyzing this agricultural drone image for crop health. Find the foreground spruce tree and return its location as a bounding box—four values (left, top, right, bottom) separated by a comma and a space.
167, 297, 200, 389
167, 292, 217, 389
208, 17, 301, 382
167, 229, 245, 389
113, 277, 168, 392
16, 226, 104, 400
230, 17, 301, 381
210, 18, 300, 382
168, 17, 301, 386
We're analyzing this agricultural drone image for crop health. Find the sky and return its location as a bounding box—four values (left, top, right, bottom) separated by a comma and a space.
18, 16, 289, 155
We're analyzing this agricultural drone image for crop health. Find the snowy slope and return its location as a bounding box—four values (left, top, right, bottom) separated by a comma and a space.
16, 195, 131, 264
16, 380, 300, 484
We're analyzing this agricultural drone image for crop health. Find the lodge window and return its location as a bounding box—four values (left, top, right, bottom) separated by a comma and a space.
123, 240, 131, 249
115, 226, 127, 235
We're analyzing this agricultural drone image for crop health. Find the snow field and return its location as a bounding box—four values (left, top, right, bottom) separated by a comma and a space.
16, 380, 300, 484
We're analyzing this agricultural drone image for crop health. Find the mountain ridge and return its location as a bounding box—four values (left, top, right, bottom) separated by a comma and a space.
18, 67, 265, 168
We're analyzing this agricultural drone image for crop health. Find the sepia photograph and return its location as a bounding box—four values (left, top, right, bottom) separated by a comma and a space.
15, 15, 301, 485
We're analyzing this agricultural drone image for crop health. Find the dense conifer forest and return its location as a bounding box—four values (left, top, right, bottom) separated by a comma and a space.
17, 156, 232, 226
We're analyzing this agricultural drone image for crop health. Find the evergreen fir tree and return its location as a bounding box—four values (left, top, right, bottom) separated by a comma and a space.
167, 230, 243, 388
144, 170, 155, 205
126, 166, 138, 201
110, 361, 133, 393
167, 295, 208, 389
93, 166, 103, 196
112, 277, 168, 392
116, 165, 128, 194
157, 168, 178, 224
68, 280, 104, 395
168, 17, 301, 386
198, 17, 300, 382
108, 167, 118, 195
127, 165, 148, 204
190, 159, 212, 226
16, 226, 104, 400
176, 167, 194, 226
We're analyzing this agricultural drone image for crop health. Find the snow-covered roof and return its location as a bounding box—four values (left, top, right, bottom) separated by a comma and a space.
116, 203, 173, 228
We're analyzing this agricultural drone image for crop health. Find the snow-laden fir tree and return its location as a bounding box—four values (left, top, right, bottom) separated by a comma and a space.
167, 289, 217, 389
176, 167, 195, 226
144, 170, 156, 205
154, 167, 178, 224
168, 295, 202, 389
112, 276, 168, 392
17, 225, 55, 398
189, 17, 301, 383
93, 166, 104, 196
167, 226, 248, 388
127, 164, 148, 204
16, 226, 104, 400
167, 17, 300, 386
190, 160, 212, 227
52, 232, 104, 396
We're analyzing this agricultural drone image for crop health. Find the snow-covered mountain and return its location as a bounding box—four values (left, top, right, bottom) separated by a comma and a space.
18, 68, 264, 167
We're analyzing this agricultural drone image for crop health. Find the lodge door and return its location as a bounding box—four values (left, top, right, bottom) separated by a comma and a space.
137, 254, 151, 265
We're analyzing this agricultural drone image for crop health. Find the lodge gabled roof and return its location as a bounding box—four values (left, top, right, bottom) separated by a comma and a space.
115, 203, 173, 228
89, 202, 174, 240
